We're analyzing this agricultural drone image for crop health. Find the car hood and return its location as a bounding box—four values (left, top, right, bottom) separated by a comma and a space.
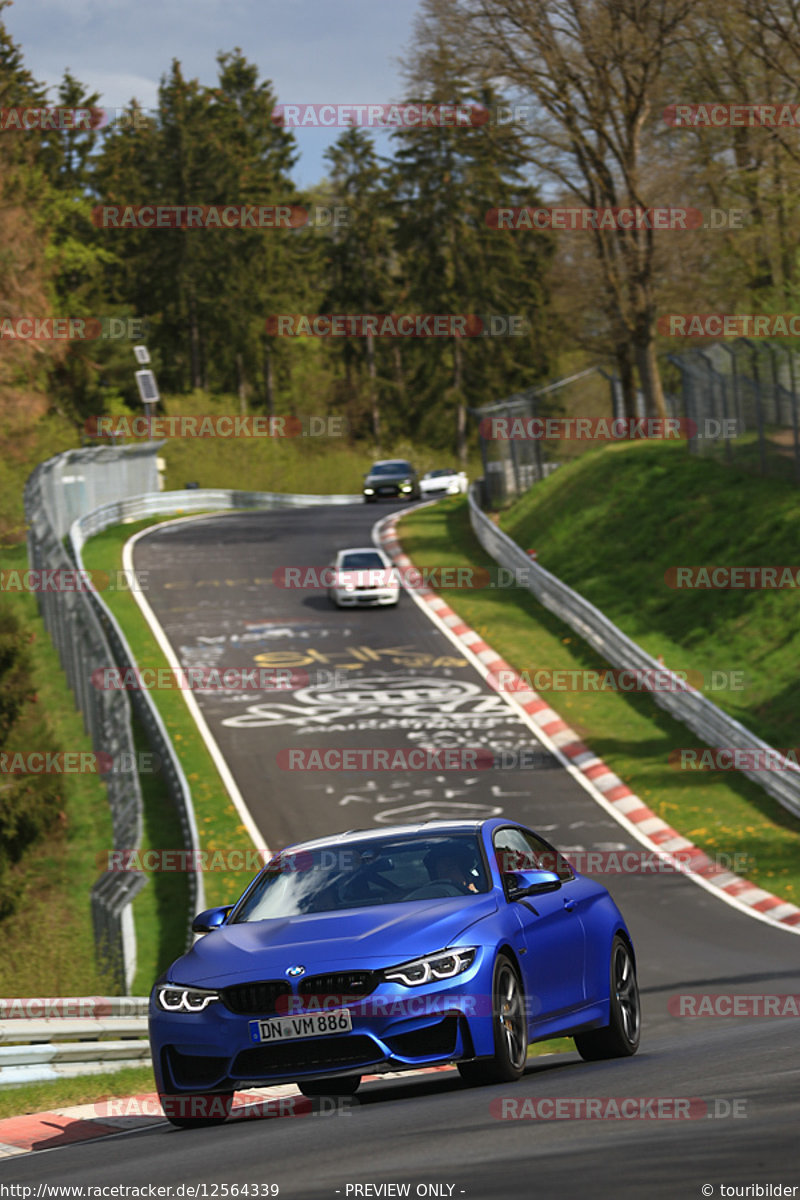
169, 896, 498, 987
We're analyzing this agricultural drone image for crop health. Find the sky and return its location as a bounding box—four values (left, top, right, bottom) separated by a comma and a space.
5, 0, 423, 186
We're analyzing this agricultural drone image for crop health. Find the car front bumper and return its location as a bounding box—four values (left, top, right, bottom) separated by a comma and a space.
149, 954, 496, 1093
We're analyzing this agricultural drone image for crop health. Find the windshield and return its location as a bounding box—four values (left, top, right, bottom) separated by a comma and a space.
340, 551, 386, 571
425, 469, 455, 478
230, 834, 490, 921
369, 462, 411, 476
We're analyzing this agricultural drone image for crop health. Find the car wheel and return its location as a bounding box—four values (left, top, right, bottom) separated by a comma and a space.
457, 953, 527, 1086
297, 1075, 361, 1097
159, 1091, 233, 1129
574, 935, 640, 1061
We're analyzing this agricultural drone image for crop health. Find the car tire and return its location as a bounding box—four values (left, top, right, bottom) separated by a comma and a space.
159, 1091, 233, 1129
297, 1075, 361, 1097
574, 935, 640, 1061
457, 953, 527, 1086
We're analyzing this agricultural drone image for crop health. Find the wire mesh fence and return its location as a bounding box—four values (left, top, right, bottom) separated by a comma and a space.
667, 339, 800, 484
473, 340, 800, 508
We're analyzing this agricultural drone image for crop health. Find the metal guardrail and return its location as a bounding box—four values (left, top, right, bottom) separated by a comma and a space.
70, 513, 206, 961
67, 485, 362, 967
0, 998, 150, 1088
73, 487, 363, 535
468, 484, 800, 821
68, 486, 364, 959
24, 454, 153, 994
26, 443, 363, 993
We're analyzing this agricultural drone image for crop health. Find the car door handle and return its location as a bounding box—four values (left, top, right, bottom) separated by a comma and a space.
563, 896, 576, 912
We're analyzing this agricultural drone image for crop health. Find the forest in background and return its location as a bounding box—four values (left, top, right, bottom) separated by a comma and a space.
2, 0, 800, 459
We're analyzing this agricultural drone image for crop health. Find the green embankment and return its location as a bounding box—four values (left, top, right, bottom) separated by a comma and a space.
397, 441, 800, 903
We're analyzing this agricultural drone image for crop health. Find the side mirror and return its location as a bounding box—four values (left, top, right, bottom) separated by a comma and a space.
192, 905, 231, 933
506, 869, 561, 898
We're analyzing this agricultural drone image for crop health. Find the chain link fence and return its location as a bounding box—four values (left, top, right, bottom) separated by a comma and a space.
471, 366, 636, 507
667, 339, 800, 483
474, 340, 800, 508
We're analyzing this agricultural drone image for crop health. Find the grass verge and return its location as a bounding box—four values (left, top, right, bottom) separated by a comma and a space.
0, 1065, 157, 1121
0, 543, 117, 996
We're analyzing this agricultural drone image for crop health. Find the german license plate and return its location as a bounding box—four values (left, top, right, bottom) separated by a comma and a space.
249, 1009, 353, 1043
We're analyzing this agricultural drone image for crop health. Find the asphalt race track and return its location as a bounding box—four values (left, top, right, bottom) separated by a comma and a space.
5, 503, 799, 1198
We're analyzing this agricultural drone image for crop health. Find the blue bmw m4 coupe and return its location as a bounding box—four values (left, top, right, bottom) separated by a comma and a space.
149, 819, 640, 1126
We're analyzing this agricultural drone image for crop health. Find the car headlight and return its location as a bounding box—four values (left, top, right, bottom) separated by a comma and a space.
364, 488, 374, 494
383, 948, 476, 987
155, 985, 220, 1013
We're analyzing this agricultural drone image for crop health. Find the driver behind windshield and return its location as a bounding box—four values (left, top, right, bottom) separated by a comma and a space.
423, 844, 481, 893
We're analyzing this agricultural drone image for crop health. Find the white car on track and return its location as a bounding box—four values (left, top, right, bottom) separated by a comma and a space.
328, 547, 400, 608
419, 467, 468, 497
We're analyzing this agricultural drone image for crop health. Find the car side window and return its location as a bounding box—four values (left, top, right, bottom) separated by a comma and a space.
493, 828, 539, 879
519, 830, 575, 883
493, 827, 574, 884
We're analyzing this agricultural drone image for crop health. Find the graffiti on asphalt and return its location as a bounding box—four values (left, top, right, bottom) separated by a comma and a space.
221, 675, 516, 731
253, 646, 467, 671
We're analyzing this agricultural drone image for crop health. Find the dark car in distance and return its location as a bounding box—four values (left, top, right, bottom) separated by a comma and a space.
363, 460, 421, 503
